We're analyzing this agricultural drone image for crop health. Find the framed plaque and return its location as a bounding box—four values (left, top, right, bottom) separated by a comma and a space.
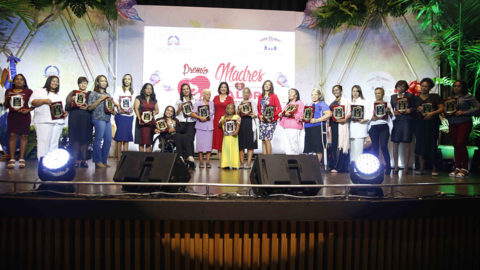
156, 118, 168, 133
198, 105, 210, 120
263, 105, 275, 121
73, 90, 87, 108
351, 105, 364, 121
332, 105, 345, 122
50, 101, 64, 120
374, 102, 387, 120
119, 96, 132, 114
239, 102, 252, 117
422, 102, 433, 116
104, 97, 115, 114
444, 98, 457, 115
9, 94, 26, 112
182, 101, 193, 117
224, 120, 237, 136
396, 97, 409, 113
302, 106, 315, 123
284, 104, 298, 118
141, 110, 153, 124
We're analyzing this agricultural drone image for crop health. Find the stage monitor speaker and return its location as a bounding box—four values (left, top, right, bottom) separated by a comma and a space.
113, 151, 190, 192
250, 154, 323, 196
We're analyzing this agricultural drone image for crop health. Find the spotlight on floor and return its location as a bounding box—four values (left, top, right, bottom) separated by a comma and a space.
349, 153, 384, 197
38, 149, 76, 192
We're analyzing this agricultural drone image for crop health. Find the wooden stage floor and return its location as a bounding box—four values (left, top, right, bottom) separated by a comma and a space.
1, 157, 479, 199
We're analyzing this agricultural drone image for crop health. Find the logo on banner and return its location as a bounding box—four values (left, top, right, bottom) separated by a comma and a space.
276, 72, 290, 88
149, 70, 161, 85
44, 65, 60, 77
260, 36, 281, 51
177, 75, 211, 99
167, 36, 180, 46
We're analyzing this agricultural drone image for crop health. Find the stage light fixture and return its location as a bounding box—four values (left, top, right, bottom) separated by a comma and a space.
38, 148, 76, 182
349, 153, 384, 197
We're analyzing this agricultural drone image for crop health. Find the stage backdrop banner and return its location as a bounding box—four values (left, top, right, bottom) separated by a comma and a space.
143, 26, 295, 111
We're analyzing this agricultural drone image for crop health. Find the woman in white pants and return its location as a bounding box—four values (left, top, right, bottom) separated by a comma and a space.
348, 85, 370, 163
30, 76, 66, 160
279, 88, 304, 155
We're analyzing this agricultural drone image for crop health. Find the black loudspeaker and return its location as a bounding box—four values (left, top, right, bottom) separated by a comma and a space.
113, 151, 190, 192
250, 154, 323, 196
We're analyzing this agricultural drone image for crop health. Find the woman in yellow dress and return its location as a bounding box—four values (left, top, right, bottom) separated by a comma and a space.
219, 103, 241, 169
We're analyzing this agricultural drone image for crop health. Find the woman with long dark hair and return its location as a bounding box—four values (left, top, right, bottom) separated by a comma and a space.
87, 75, 115, 168
414, 78, 444, 175
134, 83, 159, 152
4, 74, 33, 169
65, 76, 93, 168
257, 80, 282, 155
348, 85, 370, 163
114, 74, 135, 160
154, 106, 187, 157
279, 88, 304, 154
30, 75, 67, 161
445, 80, 480, 178
212, 82, 234, 161
175, 83, 197, 168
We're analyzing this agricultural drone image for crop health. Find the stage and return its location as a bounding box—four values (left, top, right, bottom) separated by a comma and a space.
1, 157, 479, 199
1, 157, 480, 269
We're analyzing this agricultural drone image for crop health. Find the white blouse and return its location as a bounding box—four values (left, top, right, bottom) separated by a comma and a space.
348, 98, 371, 139
29, 88, 65, 125
113, 87, 134, 116
175, 98, 197, 123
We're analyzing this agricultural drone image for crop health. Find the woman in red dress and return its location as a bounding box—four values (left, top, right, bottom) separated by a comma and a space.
212, 82, 234, 160
134, 83, 159, 152
4, 74, 33, 169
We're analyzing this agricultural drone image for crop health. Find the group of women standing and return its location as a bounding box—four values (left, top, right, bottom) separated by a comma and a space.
328, 78, 479, 178
3, 74, 478, 177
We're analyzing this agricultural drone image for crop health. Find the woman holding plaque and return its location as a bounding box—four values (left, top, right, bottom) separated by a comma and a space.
348, 85, 371, 163
4, 74, 33, 169
134, 83, 158, 152
192, 89, 215, 168
257, 80, 282, 155
87, 75, 115, 168
329, 85, 350, 173
303, 89, 331, 164
65, 76, 92, 168
212, 82, 234, 161
30, 75, 67, 161
154, 106, 186, 153
113, 74, 134, 160
176, 83, 197, 168
279, 88, 304, 155
390, 80, 415, 175
445, 80, 480, 178
413, 78, 444, 175
219, 104, 241, 169
369, 87, 392, 174
236, 87, 258, 169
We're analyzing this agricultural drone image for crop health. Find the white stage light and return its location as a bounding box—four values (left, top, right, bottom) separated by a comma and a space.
42, 149, 71, 170
349, 153, 384, 196
354, 154, 381, 176
38, 149, 76, 189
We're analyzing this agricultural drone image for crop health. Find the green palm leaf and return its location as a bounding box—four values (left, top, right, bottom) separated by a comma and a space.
0, 0, 35, 30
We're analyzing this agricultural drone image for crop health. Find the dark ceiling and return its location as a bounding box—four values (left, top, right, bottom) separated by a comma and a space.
136, 0, 309, 12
